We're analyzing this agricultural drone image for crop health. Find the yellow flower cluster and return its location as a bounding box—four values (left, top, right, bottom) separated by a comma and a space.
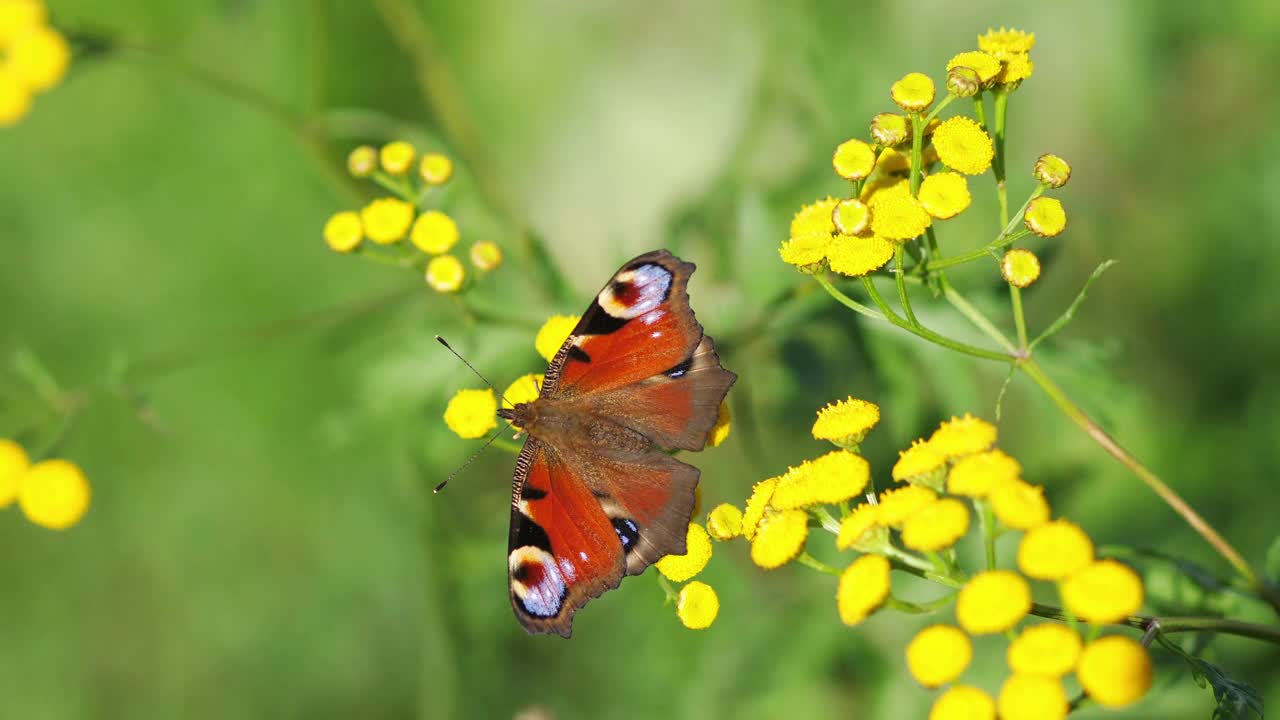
0, 438, 90, 529
0, 0, 70, 127
322, 141, 503, 293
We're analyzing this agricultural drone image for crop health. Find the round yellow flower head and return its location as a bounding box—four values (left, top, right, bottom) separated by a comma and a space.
1034, 154, 1072, 188
906, 624, 972, 688
947, 51, 1002, 85
1018, 519, 1094, 580
706, 503, 744, 541
534, 314, 579, 363
0, 66, 33, 126
877, 484, 938, 527
323, 211, 362, 253
676, 581, 720, 630
707, 401, 731, 448
741, 477, 778, 541
957, 570, 1031, 634
812, 396, 880, 447
9, 26, 70, 92
1007, 623, 1083, 678
1024, 196, 1067, 237
945, 65, 981, 99
870, 112, 911, 147
929, 414, 997, 459
0, 0, 46, 45
469, 241, 503, 272
1077, 635, 1152, 707
997, 674, 1066, 720
360, 198, 414, 244
868, 184, 931, 241
501, 373, 543, 411
832, 199, 870, 237
891, 72, 935, 113
781, 197, 840, 270
998, 53, 1034, 85
827, 234, 895, 277
991, 479, 1050, 530
19, 458, 91, 530
771, 450, 870, 510
0, 438, 31, 507
837, 554, 891, 625
790, 196, 840, 239
443, 388, 497, 439
347, 145, 378, 178
902, 498, 971, 552
836, 502, 885, 552
929, 685, 995, 720
379, 140, 416, 176
411, 210, 459, 255
1002, 249, 1041, 288
419, 152, 454, 185
891, 439, 947, 488
979, 27, 1037, 59
918, 172, 972, 220
833, 139, 877, 181
750, 509, 808, 569
947, 448, 1021, 498
1061, 559, 1144, 623
426, 255, 465, 293
932, 117, 995, 175
657, 523, 713, 581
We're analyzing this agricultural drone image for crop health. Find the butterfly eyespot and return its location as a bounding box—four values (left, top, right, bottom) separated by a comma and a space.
595, 264, 672, 322
509, 546, 568, 618
612, 517, 641, 553
665, 356, 693, 379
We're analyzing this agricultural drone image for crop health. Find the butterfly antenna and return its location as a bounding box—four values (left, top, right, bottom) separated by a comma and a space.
434, 420, 516, 494
436, 335, 515, 406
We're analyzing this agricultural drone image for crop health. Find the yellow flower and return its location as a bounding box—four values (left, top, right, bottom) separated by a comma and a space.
836, 503, 885, 551
347, 145, 377, 177
1034, 154, 1072, 188
0, 0, 45, 45
1002, 249, 1041, 288
443, 388, 497, 439
891, 72, 935, 113
947, 449, 1020, 497
419, 152, 453, 185
778, 233, 831, 270
18, 458, 91, 530
706, 503, 743, 541
957, 570, 1031, 634
1077, 635, 1153, 707
1024, 197, 1066, 237
906, 624, 972, 687
657, 523, 713, 581
411, 210, 459, 255
676, 581, 720, 630
832, 198, 870, 237
929, 685, 995, 720
360, 198, 414, 244
837, 554, 891, 625
991, 479, 1050, 530
469, 241, 503, 271
877, 484, 938, 527
978, 27, 1036, 59
1061, 560, 1144, 623
501, 373, 543, 411
322, 211, 362, 253
750, 509, 809, 569
379, 140, 416, 176
8, 26, 70, 92
827, 234, 895, 277
902, 498, 970, 552
426, 255, 465, 293
1018, 520, 1094, 580
932, 117, 994, 176
812, 396, 880, 446
741, 477, 778, 541
534, 314, 579, 363
946, 66, 981, 99
997, 674, 1066, 720
790, 196, 840, 238
1007, 623, 1083, 678
0, 438, 31, 507
771, 450, 870, 510
929, 414, 997, 459
874, 148, 911, 176
998, 53, 1034, 84
946, 51, 1002, 85
918, 172, 971, 219
832, 139, 876, 181
868, 184, 931, 241
707, 401, 731, 447
870, 112, 910, 146
891, 439, 947, 487
0, 65, 32, 126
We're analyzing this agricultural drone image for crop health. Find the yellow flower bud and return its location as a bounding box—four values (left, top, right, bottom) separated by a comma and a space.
347, 145, 378, 178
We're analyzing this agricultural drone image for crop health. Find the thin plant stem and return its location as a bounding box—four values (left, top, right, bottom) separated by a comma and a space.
813, 274, 883, 321
859, 278, 1014, 363
894, 246, 919, 327
940, 281, 1019, 354
978, 500, 997, 571
925, 228, 1032, 271
1010, 284, 1028, 349
1028, 603, 1280, 646
797, 552, 842, 576
992, 89, 1010, 227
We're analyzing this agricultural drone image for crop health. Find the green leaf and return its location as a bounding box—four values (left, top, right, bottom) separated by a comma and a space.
1029, 259, 1117, 350
1189, 657, 1264, 720
1266, 535, 1280, 583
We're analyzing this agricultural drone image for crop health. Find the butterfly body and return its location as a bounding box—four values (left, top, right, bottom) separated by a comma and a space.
497, 250, 735, 637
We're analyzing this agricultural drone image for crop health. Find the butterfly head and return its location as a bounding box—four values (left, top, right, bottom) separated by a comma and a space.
498, 402, 536, 430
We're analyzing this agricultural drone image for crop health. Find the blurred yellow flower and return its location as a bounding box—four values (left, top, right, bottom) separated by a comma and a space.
676, 581, 719, 630
891, 439, 946, 486
19, 458, 91, 530
379, 140, 416, 176
978, 27, 1036, 59
929, 414, 997, 459
322, 211, 362, 253
770, 450, 869, 510
812, 396, 880, 446
411, 210, 459, 255
997, 674, 1067, 720
932, 117, 994, 175
8, 25, 68, 91
425, 255, 465, 293
707, 401, 731, 447
501, 374, 542, 410
360, 198, 414, 244
957, 570, 1031, 634
901, 498, 970, 552
534, 314, 579, 363
706, 503, 743, 541
836, 503, 884, 551
469, 241, 503, 271
657, 523, 713, 581
0, 66, 33, 126
1076, 635, 1153, 707
443, 388, 497, 439
1017, 519, 1094, 580
750, 509, 809, 569
1007, 623, 1082, 678
906, 624, 972, 687
877, 484, 938, 527
833, 139, 876, 181
998, 53, 1034, 84
891, 72, 935, 113
1061, 559, 1144, 624
990, 479, 1050, 530
946, 51, 1002, 84
947, 449, 1020, 497
347, 145, 377, 177
837, 554, 890, 625
1024, 197, 1067, 237
918, 172, 972, 219
0, 0, 45, 45
741, 477, 778, 541
0, 438, 31, 507
929, 685, 995, 720
1002, 249, 1042, 288
419, 152, 454, 185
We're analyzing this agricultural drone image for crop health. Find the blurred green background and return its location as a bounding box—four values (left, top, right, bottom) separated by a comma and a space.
3, 0, 1279, 717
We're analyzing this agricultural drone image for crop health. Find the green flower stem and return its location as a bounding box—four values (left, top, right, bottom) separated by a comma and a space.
924, 229, 1032, 271
813, 273, 882, 321
977, 499, 997, 571
490, 437, 523, 454
972, 93, 988, 134
889, 558, 964, 590
859, 278, 1014, 363
922, 93, 957, 125
909, 112, 925, 196
894, 246, 919, 328
887, 592, 957, 614
656, 574, 679, 603
811, 506, 843, 535
797, 552, 843, 576
1028, 603, 1280, 646
1009, 284, 1028, 349
992, 89, 1010, 227
940, 281, 1019, 354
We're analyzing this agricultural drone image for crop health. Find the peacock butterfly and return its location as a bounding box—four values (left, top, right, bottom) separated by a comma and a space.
498, 249, 736, 637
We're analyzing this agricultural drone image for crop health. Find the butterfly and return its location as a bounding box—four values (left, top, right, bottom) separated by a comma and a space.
497, 250, 737, 637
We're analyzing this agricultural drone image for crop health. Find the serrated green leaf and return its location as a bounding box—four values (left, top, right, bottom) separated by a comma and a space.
1189, 657, 1263, 719
1029, 259, 1117, 350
